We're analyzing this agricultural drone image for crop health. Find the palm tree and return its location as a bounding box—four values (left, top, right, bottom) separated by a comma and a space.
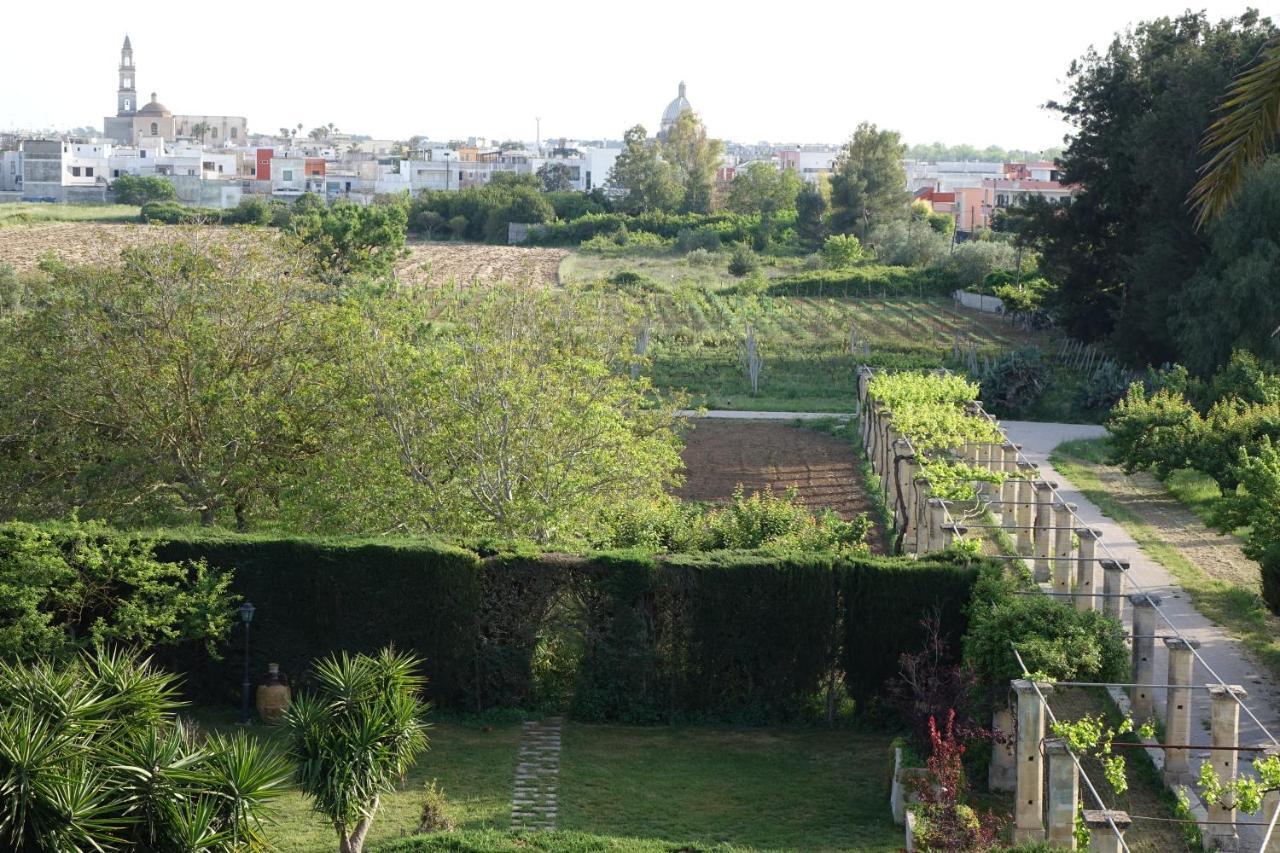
1189, 36, 1280, 227
284, 648, 430, 853
192, 121, 210, 144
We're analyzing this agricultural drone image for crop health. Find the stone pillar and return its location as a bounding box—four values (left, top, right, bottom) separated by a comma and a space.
1052, 502, 1077, 598
913, 478, 931, 554
927, 498, 946, 554
863, 401, 879, 462
1101, 560, 1127, 623
1074, 528, 1101, 612
942, 523, 966, 548
989, 706, 1016, 792
1033, 481, 1054, 582
1205, 684, 1247, 850
1000, 444, 1020, 530
1013, 678, 1053, 843
889, 438, 909, 535
1129, 594, 1161, 721
1015, 463, 1037, 555
1163, 637, 1197, 783
1082, 810, 1132, 853
900, 458, 918, 550
1045, 737, 1080, 849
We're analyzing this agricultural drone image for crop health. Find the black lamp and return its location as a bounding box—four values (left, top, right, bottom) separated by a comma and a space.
239, 601, 255, 724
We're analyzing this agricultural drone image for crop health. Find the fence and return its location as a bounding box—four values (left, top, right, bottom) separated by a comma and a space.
856, 365, 1280, 851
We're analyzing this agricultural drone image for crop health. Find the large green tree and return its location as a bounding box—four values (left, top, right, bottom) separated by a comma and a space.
356, 287, 685, 544
661, 111, 724, 214
828, 122, 909, 238
1016, 11, 1275, 359
607, 125, 684, 214
727, 161, 803, 215
0, 237, 359, 528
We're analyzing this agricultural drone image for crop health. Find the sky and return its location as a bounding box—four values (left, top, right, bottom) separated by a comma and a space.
1, 0, 1265, 149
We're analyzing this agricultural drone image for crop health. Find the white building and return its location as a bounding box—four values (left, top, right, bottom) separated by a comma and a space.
905, 160, 1005, 194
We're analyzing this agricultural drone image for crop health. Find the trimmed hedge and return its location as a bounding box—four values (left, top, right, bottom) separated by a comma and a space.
767, 265, 959, 297
143, 532, 981, 720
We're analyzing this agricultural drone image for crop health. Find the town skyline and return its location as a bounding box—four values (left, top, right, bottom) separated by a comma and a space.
2, 0, 1266, 148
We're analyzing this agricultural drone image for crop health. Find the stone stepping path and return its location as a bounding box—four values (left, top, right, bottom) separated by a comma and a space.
510, 717, 562, 831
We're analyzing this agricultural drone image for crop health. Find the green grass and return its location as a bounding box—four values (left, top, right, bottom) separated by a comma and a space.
196, 709, 522, 852
382, 829, 749, 852
200, 708, 898, 852
0, 202, 141, 227
558, 725, 899, 851
1050, 438, 1280, 679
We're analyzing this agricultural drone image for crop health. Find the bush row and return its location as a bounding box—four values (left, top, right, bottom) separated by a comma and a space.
766, 265, 959, 297
145, 531, 982, 721
525, 210, 796, 247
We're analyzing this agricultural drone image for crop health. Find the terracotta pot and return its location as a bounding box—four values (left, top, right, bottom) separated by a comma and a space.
255, 663, 290, 725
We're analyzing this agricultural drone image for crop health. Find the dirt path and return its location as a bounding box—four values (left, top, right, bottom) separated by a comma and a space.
675, 419, 888, 553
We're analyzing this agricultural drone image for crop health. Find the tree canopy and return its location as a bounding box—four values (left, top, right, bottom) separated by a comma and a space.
661, 111, 724, 214
607, 125, 684, 214
829, 122, 909, 239
727, 161, 804, 215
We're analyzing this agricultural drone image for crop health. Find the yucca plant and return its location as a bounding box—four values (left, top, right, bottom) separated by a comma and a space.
1190, 36, 1280, 226
284, 648, 431, 853
0, 648, 290, 852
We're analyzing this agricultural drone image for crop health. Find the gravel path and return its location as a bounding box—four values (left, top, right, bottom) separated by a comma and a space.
1004, 420, 1280, 848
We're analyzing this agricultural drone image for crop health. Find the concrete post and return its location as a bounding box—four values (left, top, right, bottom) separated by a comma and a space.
1101, 560, 1127, 623
901, 454, 919, 549
863, 402, 879, 463
1206, 684, 1247, 850
1074, 528, 1101, 612
1015, 463, 1037, 554
1000, 444, 1020, 531
1053, 502, 1077, 597
927, 498, 946, 555
913, 478, 930, 554
941, 523, 966, 549
1129, 594, 1161, 721
1261, 758, 1280, 853
1045, 737, 1080, 849
881, 423, 898, 495
1033, 481, 1054, 582
989, 706, 1016, 792
1162, 637, 1197, 783
1013, 678, 1053, 843
888, 437, 907, 533
1082, 810, 1132, 853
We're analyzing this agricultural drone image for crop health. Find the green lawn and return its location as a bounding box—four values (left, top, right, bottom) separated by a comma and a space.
205, 708, 899, 852
0, 202, 141, 226
1050, 438, 1280, 679
558, 725, 899, 851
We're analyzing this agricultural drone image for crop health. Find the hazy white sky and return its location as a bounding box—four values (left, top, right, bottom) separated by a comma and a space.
1, 0, 1263, 148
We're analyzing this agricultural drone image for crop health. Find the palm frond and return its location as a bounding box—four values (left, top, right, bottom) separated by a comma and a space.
1190, 36, 1280, 228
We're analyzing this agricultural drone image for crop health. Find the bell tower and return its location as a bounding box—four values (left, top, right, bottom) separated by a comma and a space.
117, 35, 136, 116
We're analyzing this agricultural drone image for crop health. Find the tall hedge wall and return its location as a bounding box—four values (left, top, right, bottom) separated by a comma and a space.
147, 533, 980, 720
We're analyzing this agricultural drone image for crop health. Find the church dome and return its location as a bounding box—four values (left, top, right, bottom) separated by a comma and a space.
660, 81, 692, 130
136, 93, 172, 117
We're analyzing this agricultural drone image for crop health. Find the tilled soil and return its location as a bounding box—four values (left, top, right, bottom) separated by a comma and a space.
0, 224, 567, 289
675, 419, 888, 553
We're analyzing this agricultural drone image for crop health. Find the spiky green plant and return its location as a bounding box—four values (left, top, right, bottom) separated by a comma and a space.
1190, 36, 1280, 227
0, 648, 289, 852
284, 648, 431, 853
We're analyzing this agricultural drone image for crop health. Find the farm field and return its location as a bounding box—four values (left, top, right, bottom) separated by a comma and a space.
0, 202, 141, 228
399, 239, 566, 289
677, 419, 888, 551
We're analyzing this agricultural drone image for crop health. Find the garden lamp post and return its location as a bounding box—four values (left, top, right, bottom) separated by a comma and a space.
239, 601, 255, 724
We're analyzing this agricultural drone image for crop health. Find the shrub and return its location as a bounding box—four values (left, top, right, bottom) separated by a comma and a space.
975, 347, 1048, 417
821, 234, 868, 268
962, 568, 1128, 703
0, 649, 289, 851
943, 240, 1019, 286
769, 265, 958, 297
417, 779, 457, 833
0, 519, 233, 661
676, 225, 722, 253
111, 173, 176, 205
1214, 437, 1280, 566
224, 196, 274, 225
140, 200, 214, 224
685, 247, 716, 266
1106, 384, 1204, 479
992, 277, 1055, 315
727, 242, 759, 276
1261, 543, 1280, 615
448, 214, 468, 237
869, 219, 951, 267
